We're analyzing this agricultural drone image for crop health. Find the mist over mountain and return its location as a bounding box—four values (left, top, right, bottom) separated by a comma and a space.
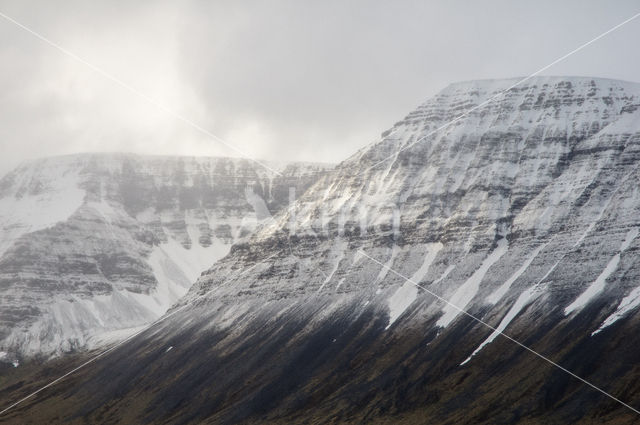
0, 153, 331, 358
2, 76, 640, 423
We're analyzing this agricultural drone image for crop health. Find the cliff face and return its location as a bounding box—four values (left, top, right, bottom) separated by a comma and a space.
0, 153, 331, 357
3, 77, 640, 424
188, 77, 640, 318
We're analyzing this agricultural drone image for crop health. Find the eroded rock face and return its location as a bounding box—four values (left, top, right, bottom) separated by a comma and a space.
3, 77, 640, 424
0, 153, 331, 357
189, 77, 640, 317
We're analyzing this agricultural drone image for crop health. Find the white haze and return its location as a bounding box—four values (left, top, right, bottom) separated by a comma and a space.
0, 0, 640, 176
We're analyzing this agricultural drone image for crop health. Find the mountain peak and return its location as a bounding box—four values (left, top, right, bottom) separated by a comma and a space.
440, 75, 640, 93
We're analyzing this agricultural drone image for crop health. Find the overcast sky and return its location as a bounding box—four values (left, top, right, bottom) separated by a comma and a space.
0, 0, 639, 176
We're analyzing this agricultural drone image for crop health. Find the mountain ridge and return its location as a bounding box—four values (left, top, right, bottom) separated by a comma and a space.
0, 153, 332, 358
3, 76, 640, 423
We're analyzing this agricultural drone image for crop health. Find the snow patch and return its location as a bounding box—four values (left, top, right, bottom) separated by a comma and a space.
437, 239, 508, 328
0, 168, 84, 256
145, 245, 193, 315
486, 243, 547, 305
142, 224, 235, 316
386, 243, 443, 329
593, 285, 640, 335
565, 228, 638, 315
461, 286, 540, 365
155, 232, 228, 285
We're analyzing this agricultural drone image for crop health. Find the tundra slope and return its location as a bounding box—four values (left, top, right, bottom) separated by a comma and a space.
4, 77, 640, 424
0, 153, 330, 358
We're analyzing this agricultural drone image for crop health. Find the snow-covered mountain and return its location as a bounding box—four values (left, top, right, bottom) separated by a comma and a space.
0, 153, 331, 357
4, 77, 640, 423
184, 76, 640, 334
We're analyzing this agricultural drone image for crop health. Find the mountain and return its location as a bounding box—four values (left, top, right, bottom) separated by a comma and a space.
0, 153, 331, 358
3, 76, 640, 424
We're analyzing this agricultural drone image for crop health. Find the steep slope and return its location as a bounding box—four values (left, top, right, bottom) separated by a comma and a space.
0, 153, 331, 358
3, 77, 640, 424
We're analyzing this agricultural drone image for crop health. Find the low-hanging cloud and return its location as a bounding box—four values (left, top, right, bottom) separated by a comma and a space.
0, 0, 639, 176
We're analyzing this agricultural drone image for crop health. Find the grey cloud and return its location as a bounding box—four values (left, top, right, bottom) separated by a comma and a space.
0, 0, 639, 176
